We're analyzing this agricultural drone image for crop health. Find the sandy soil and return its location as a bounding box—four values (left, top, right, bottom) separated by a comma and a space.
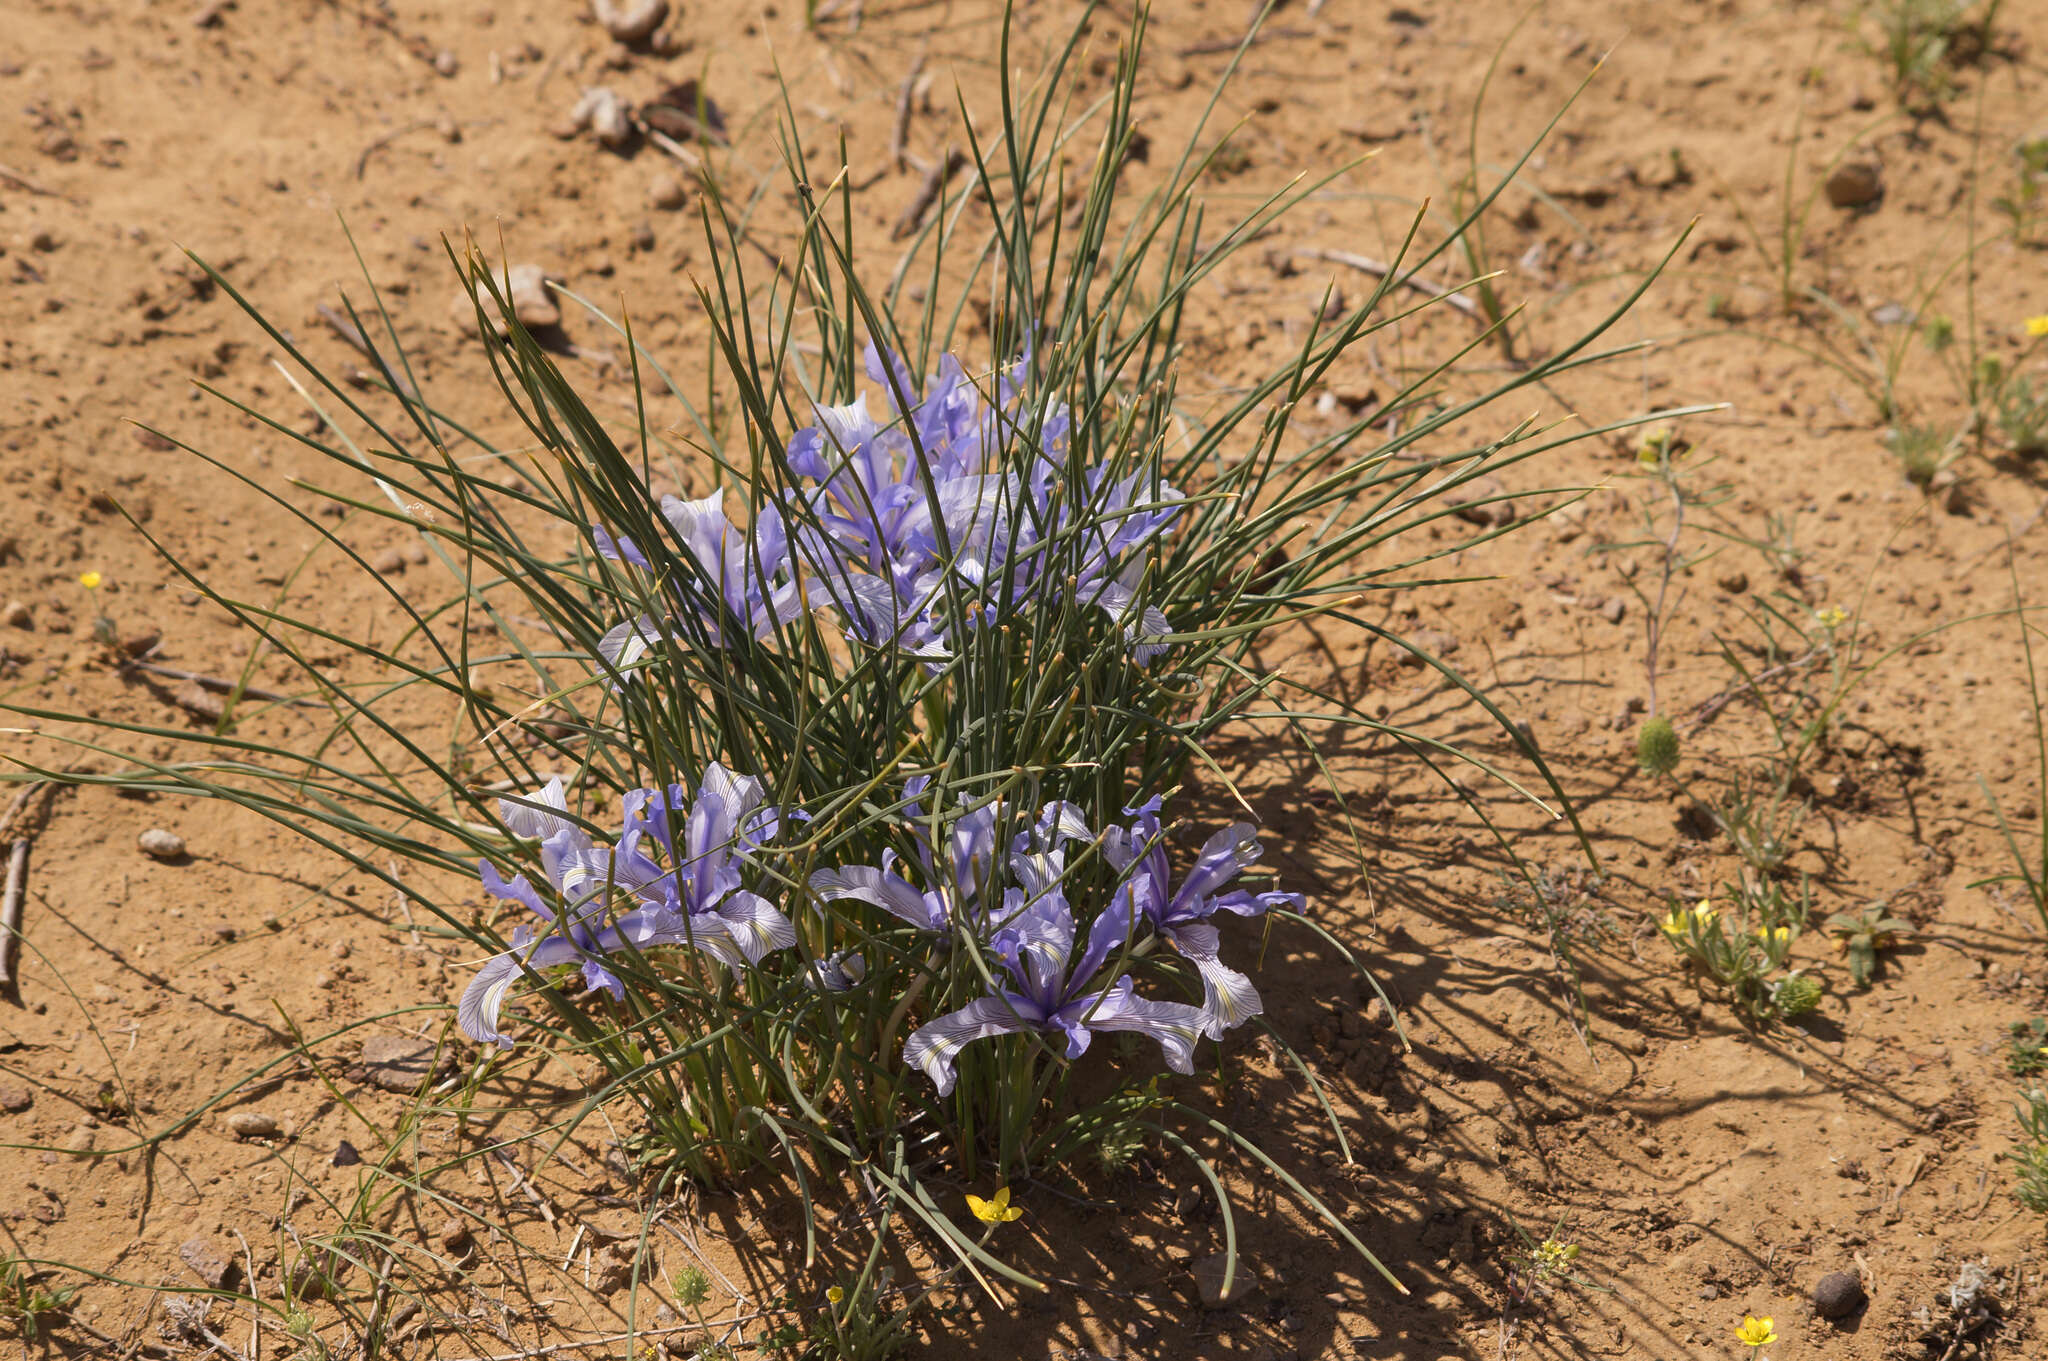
4, 0, 2048, 1358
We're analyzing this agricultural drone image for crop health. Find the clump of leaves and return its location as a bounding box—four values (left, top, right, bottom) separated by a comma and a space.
1826, 903, 1909, 987
1991, 134, 2048, 244
2013, 1089, 2048, 1214
1636, 715, 1680, 776
1656, 880, 1815, 1024
1996, 373, 2048, 457
1862, 0, 1999, 106
1886, 421, 1957, 487
0, 1259, 79, 1340
2009, 1019, 2048, 1077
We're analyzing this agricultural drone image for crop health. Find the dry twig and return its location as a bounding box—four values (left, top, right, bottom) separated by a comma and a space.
890, 53, 927, 171
0, 838, 28, 990
1295, 247, 1484, 320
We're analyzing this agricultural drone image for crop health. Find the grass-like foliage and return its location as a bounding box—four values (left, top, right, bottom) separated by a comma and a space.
3, 4, 1689, 1347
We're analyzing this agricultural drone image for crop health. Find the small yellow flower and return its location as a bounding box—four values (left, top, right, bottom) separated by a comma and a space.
1756, 925, 1791, 950
966, 1186, 1023, 1224
1692, 898, 1718, 927
78, 571, 103, 590
825, 1285, 845, 1305
1735, 1315, 1778, 1349
2026, 314, 2048, 338
1817, 605, 1847, 630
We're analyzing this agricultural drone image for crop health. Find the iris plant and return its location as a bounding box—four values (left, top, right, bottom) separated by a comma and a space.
459, 766, 796, 1048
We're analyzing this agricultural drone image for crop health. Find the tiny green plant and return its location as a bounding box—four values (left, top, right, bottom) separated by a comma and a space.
1825, 903, 1910, 987
0, 1259, 79, 1341
1971, 558, 2047, 930
2012, 1088, 2048, 1214
1859, 0, 2000, 107
1992, 135, 2048, 244
2008, 1018, 2048, 1077
1655, 889, 1817, 1024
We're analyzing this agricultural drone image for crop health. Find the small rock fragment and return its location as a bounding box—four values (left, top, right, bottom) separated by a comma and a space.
1600, 596, 1626, 625
1824, 160, 1882, 209
175, 683, 225, 723
432, 49, 458, 78
360, 1033, 441, 1093
1716, 570, 1749, 595
138, 828, 187, 860
558, 86, 634, 148
370, 548, 406, 575
1194, 1251, 1258, 1308
2, 600, 30, 629
506, 264, 560, 328
179, 1238, 240, 1290
0, 1086, 32, 1113
437, 1217, 473, 1253
647, 172, 685, 211
227, 1111, 280, 1140
1444, 475, 1514, 528
1812, 1269, 1867, 1320
121, 628, 162, 657
332, 1140, 362, 1167
593, 0, 668, 42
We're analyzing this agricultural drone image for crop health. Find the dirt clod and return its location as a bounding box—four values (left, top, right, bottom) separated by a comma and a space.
437, 1217, 472, 1253
1825, 160, 1883, 209
1813, 1269, 1867, 1319
0, 1085, 33, 1113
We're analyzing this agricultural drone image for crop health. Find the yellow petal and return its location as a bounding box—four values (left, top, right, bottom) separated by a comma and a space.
966, 1194, 993, 1222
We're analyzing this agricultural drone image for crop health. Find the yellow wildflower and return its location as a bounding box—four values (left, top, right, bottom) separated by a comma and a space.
825, 1286, 845, 1305
1817, 605, 1847, 630
1756, 925, 1791, 950
1658, 906, 1689, 939
2026, 314, 2048, 338
966, 1186, 1023, 1224
1692, 899, 1718, 927
79, 571, 103, 590
1735, 1315, 1778, 1349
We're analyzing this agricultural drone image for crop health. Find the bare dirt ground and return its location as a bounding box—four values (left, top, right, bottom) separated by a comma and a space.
4, 1, 2048, 1358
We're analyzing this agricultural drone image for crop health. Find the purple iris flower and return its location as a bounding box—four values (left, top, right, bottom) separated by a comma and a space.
901, 871, 1209, 1096
782, 344, 1180, 662
459, 765, 797, 1049
1100, 799, 1301, 1039
593, 490, 818, 669
808, 777, 1089, 937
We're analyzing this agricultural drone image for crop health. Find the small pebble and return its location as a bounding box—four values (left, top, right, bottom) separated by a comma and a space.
2, 600, 30, 629
1812, 1269, 1867, 1319
227, 1111, 279, 1140
1717, 571, 1749, 595
1193, 1251, 1258, 1309
593, 0, 668, 42
1825, 160, 1882, 208
647, 172, 685, 211
437, 1217, 473, 1253
507, 263, 560, 327
138, 828, 187, 860
0, 1085, 33, 1113
432, 49, 459, 78
370, 548, 406, 576
333, 1140, 362, 1167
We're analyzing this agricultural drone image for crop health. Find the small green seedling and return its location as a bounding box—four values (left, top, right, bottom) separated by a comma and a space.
1826, 904, 1910, 987
0, 1259, 79, 1340
2010, 1019, 2048, 1077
